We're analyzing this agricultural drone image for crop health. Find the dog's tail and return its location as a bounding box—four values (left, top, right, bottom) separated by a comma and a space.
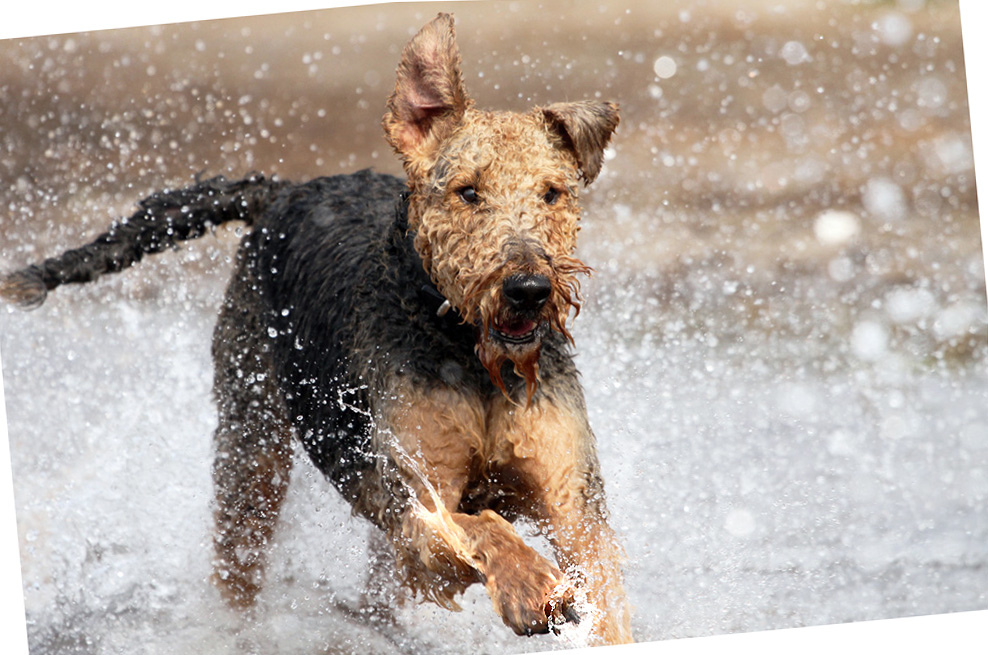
0, 174, 289, 309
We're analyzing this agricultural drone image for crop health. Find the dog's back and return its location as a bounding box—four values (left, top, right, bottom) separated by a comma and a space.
241, 170, 488, 503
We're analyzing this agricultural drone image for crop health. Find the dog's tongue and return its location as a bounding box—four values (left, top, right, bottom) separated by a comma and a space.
495, 318, 536, 337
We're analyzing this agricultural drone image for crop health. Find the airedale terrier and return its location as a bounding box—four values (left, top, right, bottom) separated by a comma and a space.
1, 14, 632, 645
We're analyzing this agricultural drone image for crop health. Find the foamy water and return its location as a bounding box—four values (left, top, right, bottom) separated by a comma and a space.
1, 230, 985, 653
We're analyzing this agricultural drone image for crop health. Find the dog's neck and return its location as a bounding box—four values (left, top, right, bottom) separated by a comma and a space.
391, 190, 535, 403
392, 190, 460, 323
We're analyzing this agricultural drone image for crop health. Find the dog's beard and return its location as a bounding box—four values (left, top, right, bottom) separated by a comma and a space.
468, 258, 591, 407
475, 332, 543, 407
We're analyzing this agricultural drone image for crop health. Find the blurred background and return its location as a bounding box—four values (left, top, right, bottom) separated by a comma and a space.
1, 1, 986, 653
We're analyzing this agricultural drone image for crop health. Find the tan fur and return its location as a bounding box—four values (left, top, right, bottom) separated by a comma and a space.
400, 95, 597, 401
488, 395, 633, 644
372, 381, 632, 642
381, 14, 619, 403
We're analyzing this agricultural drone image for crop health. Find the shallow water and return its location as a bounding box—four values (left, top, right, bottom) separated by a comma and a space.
1, 252, 986, 653
1, 0, 987, 653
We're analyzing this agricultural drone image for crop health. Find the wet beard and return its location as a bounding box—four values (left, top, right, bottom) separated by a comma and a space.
476, 295, 578, 407
475, 329, 543, 408
459, 257, 590, 406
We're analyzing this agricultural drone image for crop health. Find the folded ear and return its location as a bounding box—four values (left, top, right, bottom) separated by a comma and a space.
542, 101, 620, 185
383, 13, 472, 163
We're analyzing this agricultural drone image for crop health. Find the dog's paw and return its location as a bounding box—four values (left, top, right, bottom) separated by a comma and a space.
486, 555, 579, 636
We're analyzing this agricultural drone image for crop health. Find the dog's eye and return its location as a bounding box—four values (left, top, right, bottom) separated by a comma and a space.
457, 186, 480, 205
543, 187, 560, 205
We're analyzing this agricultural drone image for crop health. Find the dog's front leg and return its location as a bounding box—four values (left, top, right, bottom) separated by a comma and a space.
374, 383, 575, 635
490, 391, 635, 645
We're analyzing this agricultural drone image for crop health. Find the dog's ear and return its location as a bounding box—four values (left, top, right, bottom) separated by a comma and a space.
383, 13, 472, 163
542, 101, 620, 185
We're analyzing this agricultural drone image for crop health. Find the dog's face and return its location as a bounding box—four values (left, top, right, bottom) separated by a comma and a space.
382, 14, 618, 400
408, 108, 595, 398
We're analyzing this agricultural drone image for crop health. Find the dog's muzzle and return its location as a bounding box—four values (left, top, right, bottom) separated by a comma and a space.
491, 274, 552, 345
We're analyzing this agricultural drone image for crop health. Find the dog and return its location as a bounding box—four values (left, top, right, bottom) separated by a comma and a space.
1, 13, 633, 646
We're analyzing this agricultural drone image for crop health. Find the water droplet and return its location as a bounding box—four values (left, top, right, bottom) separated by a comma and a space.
725, 509, 756, 537
813, 210, 861, 246
653, 56, 677, 79
779, 41, 811, 66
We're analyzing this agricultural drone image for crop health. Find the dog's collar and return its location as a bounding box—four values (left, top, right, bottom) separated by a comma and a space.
395, 190, 412, 231
417, 283, 453, 318
394, 191, 458, 321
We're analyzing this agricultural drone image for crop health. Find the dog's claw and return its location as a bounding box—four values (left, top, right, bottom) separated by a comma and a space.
544, 586, 580, 635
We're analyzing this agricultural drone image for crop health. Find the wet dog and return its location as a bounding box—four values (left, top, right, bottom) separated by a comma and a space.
1, 13, 632, 645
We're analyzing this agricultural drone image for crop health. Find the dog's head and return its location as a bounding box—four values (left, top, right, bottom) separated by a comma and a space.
383, 14, 619, 402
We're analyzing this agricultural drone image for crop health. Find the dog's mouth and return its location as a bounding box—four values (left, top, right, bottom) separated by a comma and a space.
478, 315, 547, 405
489, 317, 544, 345
476, 304, 566, 404
490, 318, 541, 345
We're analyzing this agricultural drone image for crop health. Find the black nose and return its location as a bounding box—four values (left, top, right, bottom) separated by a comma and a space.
502, 274, 552, 312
